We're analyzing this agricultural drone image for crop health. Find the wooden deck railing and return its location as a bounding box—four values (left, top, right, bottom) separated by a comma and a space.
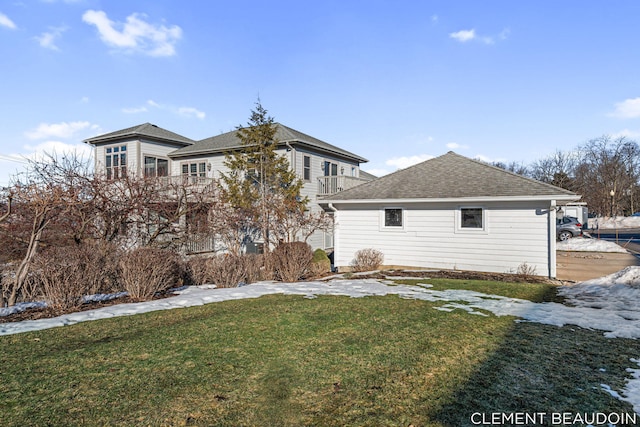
317, 176, 369, 196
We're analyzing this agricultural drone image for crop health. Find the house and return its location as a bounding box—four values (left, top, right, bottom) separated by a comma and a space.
320, 152, 581, 278
84, 122, 371, 250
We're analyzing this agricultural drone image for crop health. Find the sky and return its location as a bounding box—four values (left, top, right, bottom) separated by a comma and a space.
2, 1, 640, 185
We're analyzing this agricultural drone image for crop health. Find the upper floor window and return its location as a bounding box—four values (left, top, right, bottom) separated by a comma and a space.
303, 155, 311, 181
324, 161, 338, 176
144, 156, 169, 178
105, 145, 127, 179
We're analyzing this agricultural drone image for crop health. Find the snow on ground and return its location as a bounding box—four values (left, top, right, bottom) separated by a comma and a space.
592, 215, 640, 230
3, 272, 640, 413
557, 236, 629, 253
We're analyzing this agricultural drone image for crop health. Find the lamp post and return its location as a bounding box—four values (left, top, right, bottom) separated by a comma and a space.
610, 189, 615, 218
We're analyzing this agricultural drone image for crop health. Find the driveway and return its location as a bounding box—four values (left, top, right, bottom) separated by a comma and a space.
556, 250, 640, 282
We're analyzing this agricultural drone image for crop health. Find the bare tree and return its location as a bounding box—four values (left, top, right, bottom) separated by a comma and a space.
4, 153, 91, 305
0, 191, 12, 223
573, 136, 640, 216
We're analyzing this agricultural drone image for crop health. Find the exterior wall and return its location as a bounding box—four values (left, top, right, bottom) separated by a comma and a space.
94, 138, 185, 179
291, 147, 359, 250
333, 200, 554, 276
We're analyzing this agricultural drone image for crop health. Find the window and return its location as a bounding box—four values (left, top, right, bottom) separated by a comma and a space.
144, 156, 169, 178
460, 208, 483, 229
303, 155, 311, 181
181, 162, 207, 183
384, 208, 403, 227
324, 161, 338, 176
105, 145, 127, 179
351, 166, 356, 177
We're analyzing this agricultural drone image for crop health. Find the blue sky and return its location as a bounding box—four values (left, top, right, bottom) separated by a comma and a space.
2, 0, 640, 185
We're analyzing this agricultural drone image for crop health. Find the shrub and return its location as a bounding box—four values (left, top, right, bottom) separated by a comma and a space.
31, 244, 102, 311
244, 254, 270, 284
516, 262, 537, 279
351, 248, 384, 272
310, 248, 331, 277
272, 242, 313, 282
186, 255, 212, 286
207, 254, 246, 288
120, 247, 182, 301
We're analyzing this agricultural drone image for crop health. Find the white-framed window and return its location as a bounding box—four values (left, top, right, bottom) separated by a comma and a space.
456, 206, 487, 233
380, 207, 404, 231
303, 155, 311, 181
105, 144, 127, 180
181, 161, 207, 183
144, 156, 169, 178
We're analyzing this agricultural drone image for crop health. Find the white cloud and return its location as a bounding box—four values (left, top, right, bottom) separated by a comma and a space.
82, 10, 182, 57
474, 154, 506, 164
80, 96, 89, 103
450, 29, 475, 42
610, 129, 640, 140
178, 107, 206, 120
22, 141, 93, 161
25, 121, 97, 140
610, 97, 640, 119
446, 142, 469, 150
0, 12, 17, 30
129, 99, 205, 119
35, 26, 67, 51
450, 27, 509, 45
431, 15, 439, 24
122, 106, 148, 114
386, 154, 434, 170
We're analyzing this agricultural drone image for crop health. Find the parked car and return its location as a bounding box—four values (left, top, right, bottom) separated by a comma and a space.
557, 216, 582, 241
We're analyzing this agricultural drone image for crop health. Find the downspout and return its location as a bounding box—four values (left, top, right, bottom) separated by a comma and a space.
328, 203, 338, 272
549, 200, 557, 279
285, 142, 295, 173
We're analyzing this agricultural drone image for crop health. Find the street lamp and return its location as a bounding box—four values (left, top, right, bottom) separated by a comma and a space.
610, 189, 615, 218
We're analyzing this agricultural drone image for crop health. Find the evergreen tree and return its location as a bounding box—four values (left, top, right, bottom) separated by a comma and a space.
220, 101, 307, 251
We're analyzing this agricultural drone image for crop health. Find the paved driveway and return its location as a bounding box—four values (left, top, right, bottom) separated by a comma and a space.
556, 250, 640, 282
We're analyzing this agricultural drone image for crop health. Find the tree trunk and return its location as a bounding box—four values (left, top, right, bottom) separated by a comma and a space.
8, 215, 46, 306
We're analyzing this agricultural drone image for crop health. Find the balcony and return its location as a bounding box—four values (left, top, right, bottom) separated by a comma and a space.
317, 176, 369, 196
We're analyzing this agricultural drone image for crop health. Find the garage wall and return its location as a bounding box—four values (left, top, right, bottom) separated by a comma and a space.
333, 200, 552, 276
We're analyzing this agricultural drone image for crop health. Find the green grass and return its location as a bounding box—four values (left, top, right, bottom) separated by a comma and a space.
0, 279, 637, 426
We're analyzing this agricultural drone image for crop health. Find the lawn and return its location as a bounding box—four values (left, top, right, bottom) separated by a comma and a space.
0, 279, 637, 426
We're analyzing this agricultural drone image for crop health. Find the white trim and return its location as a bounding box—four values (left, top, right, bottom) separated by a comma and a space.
323, 195, 581, 205
455, 206, 488, 234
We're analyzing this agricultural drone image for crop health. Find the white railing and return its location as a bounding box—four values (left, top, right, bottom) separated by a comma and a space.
317, 176, 369, 196
185, 234, 216, 254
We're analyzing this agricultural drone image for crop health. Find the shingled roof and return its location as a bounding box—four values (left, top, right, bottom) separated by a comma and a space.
169, 123, 368, 162
84, 123, 194, 146
323, 152, 579, 201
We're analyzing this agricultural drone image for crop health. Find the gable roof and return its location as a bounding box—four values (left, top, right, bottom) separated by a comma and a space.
168, 123, 368, 162
83, 123, 194, 146
323, 151, 579, 202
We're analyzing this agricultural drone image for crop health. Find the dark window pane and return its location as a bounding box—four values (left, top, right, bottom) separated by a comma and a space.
157, 159, 168, 177
385, 208, 402, 227
461, 208, 483, 228
182, 164, 188, 174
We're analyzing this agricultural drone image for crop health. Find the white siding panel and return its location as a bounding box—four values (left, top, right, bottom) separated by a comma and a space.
334, 201, 552, 276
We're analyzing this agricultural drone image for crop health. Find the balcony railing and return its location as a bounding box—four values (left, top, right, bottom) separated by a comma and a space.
317, 176, 370, 196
